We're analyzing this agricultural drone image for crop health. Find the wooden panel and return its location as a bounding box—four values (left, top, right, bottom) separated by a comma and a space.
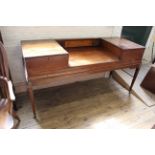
62, 39, 101, 48
121, 49, 144, 62
26, 55, 68, 77
31, 72, 107, 89
29, 60, 139, 83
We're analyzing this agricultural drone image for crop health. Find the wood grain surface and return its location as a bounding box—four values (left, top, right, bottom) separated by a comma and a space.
21, 40, 68, 58
21, 37, 145, 117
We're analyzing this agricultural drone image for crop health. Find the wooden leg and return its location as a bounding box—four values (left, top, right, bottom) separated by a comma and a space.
13, 101, 18, 111
109, 71, 113, 78
129, 67, 140, 93
10, 70, 18, 111
27, 82, 36, 118
153, 58, 155, 64
12, 110, 20, 129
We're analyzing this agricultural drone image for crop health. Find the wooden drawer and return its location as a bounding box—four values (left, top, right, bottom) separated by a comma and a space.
26, 55, 68, 77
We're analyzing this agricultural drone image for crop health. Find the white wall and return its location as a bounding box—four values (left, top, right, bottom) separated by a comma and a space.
143, 27, 155, 62
0, 26, 122, 90
3, 26, 155, 92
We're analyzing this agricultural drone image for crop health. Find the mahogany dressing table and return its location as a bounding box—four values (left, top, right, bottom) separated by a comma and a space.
21, 38, 145, 118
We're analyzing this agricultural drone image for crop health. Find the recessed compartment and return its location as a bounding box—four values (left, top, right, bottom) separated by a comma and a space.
58, 38, 119, 67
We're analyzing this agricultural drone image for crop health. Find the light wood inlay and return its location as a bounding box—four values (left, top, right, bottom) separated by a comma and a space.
21, 40, 68, 58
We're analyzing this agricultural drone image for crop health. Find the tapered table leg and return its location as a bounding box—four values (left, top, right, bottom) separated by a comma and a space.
129, 67, 140, 93
109, 71, 113, 78
27, 81, 36, 118
12, 110, 20, 129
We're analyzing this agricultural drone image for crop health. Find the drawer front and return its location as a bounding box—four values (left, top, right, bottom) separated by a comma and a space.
26, 57, 49, 69
26, 55, 68, 77
121, 49, 144, 63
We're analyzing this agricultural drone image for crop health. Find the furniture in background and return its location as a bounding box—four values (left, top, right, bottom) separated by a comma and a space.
141, 64, 155, 94
21, 37, 145, 118
0, 41, 20, 128
0, 30, 18, 111
141, 37, 155, 94
0, 77, 17, 128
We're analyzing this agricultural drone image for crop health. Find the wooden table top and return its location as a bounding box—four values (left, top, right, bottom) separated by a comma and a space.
104, 38, 145, 50
21, 40, 68, 58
